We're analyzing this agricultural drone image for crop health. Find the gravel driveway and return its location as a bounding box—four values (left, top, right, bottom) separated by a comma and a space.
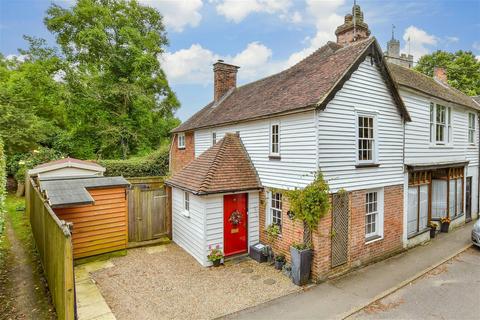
92, 243, 300, 320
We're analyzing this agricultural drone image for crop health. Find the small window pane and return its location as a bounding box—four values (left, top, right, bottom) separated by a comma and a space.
270, 192, 282, 229
358, 116, 374, 162
184, 192, 190, 211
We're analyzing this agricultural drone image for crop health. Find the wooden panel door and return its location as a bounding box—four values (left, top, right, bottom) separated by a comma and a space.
224, 193, 248, 256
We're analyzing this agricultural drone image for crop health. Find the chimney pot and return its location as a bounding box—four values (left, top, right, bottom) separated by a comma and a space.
434, 66, 448, 83
213, 61, 239, 102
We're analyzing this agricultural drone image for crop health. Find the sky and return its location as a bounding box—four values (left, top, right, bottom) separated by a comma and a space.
1, 0, 479, 121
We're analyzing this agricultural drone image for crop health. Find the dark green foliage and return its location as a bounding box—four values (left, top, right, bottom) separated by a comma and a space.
44, 0, 180, 159
415, 50, 480, 96
0, 139, 5, 216
99, 145, 169, 178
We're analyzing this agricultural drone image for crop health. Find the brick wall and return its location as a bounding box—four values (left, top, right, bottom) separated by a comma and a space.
259, 184, 404, 282
170, 132, 195, 175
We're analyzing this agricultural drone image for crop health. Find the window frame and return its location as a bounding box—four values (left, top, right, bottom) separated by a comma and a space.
269, 122, 280, 157
266, 191, 282, 232
356, 112, 378, 165
365, 188, 384, 243
177, 133, 186, 149
430, 102, 453, 146
181, 191, 190, 217
212, 132, 217, 145
468, 113, 475, 145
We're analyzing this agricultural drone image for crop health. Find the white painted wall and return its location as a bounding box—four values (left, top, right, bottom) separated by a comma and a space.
172, 188, 260, 266
172, 187, 207, 265
317, 58, 405, 192
195, 111, 317, 190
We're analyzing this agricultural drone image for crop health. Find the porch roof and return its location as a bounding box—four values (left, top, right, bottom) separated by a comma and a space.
165, 133, 262, 195
406, 160, 469, 172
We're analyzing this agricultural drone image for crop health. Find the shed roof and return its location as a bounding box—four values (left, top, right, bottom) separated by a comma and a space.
165, 133, 262, 195
39, 176, 130, 208
29, 157, 105, 176
172, 37, 409, 133
387, 63, 480, 110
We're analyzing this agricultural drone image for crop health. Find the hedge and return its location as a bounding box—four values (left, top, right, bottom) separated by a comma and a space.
0, 138, 6, 232
98, 146, 170, 178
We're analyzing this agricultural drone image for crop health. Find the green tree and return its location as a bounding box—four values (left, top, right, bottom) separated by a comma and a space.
0, 37, 66, 156
45, 0, 180, 159
415, 50, 480, 96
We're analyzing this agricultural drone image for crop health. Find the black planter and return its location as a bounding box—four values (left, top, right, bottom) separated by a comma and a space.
212, 259, 221, 267
274, 260, 285, 270
290, 247, 313, 286
430, 228, 436, 238
440, 222, 450, 233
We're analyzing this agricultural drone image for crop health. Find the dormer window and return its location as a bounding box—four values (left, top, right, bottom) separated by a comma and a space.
178, 133, 185, 149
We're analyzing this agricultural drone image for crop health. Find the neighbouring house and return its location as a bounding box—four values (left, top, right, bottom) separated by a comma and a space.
28, 157, 106, 179
387, 57, 480, 247
167, 4, 479, 281
28, 158, 130, 259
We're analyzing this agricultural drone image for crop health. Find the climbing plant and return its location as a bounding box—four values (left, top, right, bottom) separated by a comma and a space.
285, 172, 331, 246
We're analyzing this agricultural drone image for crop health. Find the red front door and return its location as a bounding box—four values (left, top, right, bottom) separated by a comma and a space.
224, 193, 248, 256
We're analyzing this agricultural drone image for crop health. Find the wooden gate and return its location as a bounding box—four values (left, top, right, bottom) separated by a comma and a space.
331, 191, 349, 268
127, 177, 168, 243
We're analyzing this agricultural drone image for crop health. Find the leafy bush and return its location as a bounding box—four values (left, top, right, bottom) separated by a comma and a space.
0, 139, 6, 230
98, 145, 169, 178
13, 147, 65, 183
285, 172, 331, 246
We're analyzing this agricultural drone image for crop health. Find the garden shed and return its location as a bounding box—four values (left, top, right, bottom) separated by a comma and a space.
28, 157, 105, 179
165, 133, 263, 266
39, 175, 130, 259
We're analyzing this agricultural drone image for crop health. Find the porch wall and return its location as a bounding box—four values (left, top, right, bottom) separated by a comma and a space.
259, 184, 404, 281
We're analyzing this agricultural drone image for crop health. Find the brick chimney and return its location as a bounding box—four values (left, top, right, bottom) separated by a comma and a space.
335, 4, 370, 46
434, 66, 448, 83
213, 60, 239, 102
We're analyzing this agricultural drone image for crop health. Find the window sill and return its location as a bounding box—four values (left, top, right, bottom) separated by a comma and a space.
178, 147, 186, 150
355, 163, 380, 169
407, 227, 430, 239
269, 155, 281, 160
429, 145, 453, 149
181, 210, 190, 218
365, 235, 383, 244
432, 213, 464, 222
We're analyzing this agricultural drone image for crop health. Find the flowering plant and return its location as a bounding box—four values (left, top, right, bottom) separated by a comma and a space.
427, 222, 437, 229
207, 245, 224, 262
440, 217, 451, 224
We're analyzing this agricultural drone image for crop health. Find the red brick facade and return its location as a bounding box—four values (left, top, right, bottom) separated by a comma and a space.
170, 132, 195, 175
259, 184, 404, 281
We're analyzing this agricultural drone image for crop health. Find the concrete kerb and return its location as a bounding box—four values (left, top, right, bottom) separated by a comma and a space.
339, 243, 473, 320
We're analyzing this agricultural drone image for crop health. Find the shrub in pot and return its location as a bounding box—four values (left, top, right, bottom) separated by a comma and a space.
428, 222, 437, 238
285, 172, 331, 286
207, 245, 224, 267
440, 217, 451, 233
274, 254, 286, 270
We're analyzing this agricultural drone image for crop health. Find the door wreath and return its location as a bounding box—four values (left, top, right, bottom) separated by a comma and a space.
229, 210, 242, 226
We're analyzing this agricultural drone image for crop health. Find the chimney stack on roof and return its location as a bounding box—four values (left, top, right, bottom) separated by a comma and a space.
213, 60, 240, 102
335, 4, 370, 46
434, 66, 448, 84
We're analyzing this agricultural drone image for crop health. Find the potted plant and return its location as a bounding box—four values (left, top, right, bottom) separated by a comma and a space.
207, 245, 224, 267
440, 217, 451, 233
285, 172, 330, 286
274, 254, 286, 270
428, 222, 437, 238
266, 223, 280, 242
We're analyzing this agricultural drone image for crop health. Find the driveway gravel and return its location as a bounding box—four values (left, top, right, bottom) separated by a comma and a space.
92, 243, 300, 320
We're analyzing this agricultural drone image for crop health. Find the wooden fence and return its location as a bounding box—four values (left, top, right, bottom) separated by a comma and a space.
26, 178, 76, 320
127, 177, 170, 243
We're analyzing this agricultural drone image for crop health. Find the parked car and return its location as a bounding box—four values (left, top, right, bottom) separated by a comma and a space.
472, 220, 480, 247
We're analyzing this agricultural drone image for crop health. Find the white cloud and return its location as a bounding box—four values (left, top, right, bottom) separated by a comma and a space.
473, 42, 480, 52
161, 41, 278, 85
215, 0, 294, 23
138, 0, 203, 32
401, 26, 438, 60
476, 56, 480, 61
445, 36, 459, 43
284, 0, 344, 66
5, 54, 27, 62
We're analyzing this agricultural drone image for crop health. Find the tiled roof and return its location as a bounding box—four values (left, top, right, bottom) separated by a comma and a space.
165, 133, 262, 195
388, 63, 480, 110
173, 38, 408, 133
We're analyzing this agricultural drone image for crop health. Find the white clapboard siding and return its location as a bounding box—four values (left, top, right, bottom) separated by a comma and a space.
402, 89, 479, 166
195, 112, 318, 190
172, 187, 207, 265
317, 58, 404, 192
204, 191, 260, 257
